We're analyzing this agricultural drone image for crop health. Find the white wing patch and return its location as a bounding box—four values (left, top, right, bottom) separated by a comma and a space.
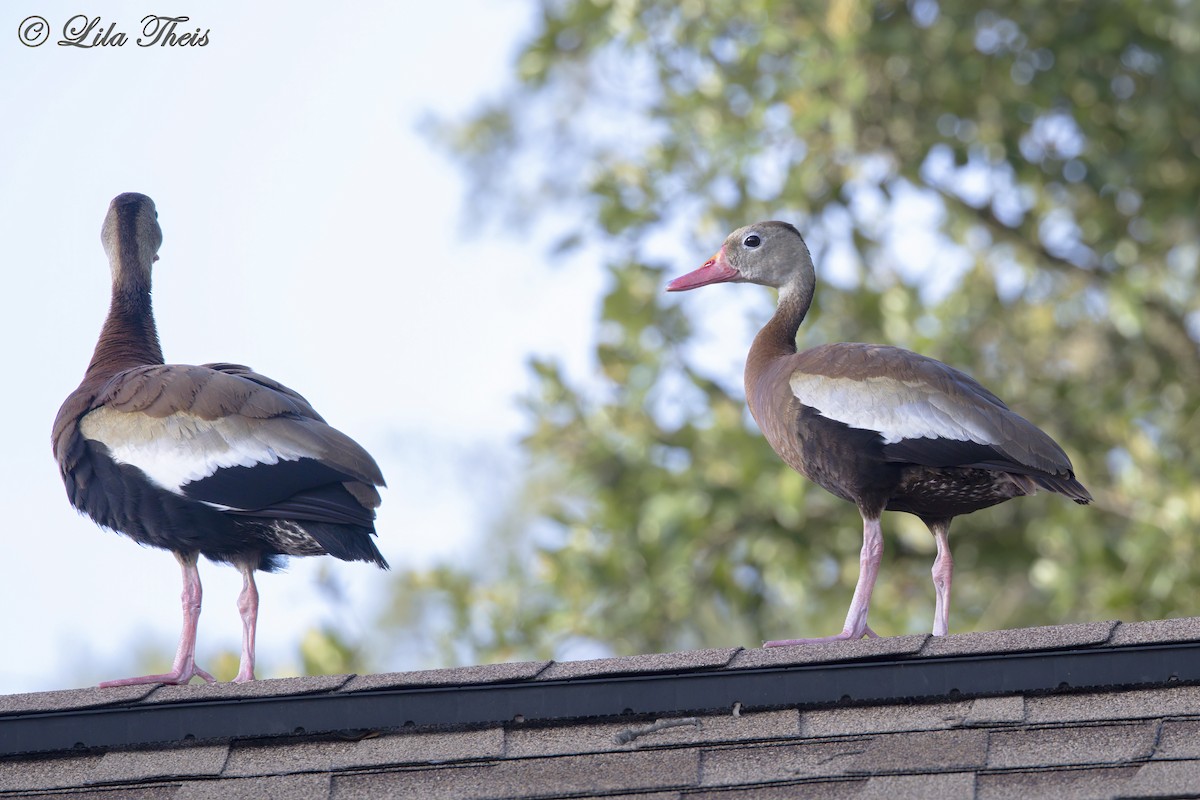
79, 407, 318, 495
789, 373, 1001, 446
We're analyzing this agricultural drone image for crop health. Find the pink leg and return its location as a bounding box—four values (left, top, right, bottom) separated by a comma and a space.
233, 562, 259, 683
929, 520, 953, 637
765, 514, 884, 647
100, 551, 217, 687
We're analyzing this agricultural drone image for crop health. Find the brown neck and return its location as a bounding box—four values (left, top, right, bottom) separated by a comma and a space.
747, 277, 814, 368
83, 283, 164, 382
743, 277, 814, 421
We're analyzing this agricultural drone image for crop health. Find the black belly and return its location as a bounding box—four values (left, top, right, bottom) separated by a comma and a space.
789, 407, 903, 514
789, 406, 1029, 521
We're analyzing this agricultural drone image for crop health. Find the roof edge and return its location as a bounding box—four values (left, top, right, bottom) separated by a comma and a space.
2, 636, 1198, 757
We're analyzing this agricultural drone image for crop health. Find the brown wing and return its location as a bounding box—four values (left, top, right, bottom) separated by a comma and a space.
791, 343, 1085, 489
59, 363, 383, 524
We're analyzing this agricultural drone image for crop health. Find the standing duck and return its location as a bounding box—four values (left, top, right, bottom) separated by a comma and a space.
52, 193, 388, 684
667, 221, 1090, 644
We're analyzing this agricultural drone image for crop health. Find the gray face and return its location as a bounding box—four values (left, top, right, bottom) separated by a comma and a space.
102, 193, 162, 281
667, 219, 814, 294
721, 221, 812, 289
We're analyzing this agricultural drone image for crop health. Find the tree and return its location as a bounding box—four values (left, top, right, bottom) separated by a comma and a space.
388, 0, 1200, 662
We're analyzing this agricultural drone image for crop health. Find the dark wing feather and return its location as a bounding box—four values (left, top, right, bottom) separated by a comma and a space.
227, 485, 379, 527
181, 457, 327, 510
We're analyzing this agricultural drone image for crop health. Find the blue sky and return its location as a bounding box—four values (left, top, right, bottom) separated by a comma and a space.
0, 1, 614, 692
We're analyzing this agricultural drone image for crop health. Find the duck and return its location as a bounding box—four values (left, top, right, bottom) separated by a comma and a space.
667, 220, 1090, 644
52, 192, 387, 684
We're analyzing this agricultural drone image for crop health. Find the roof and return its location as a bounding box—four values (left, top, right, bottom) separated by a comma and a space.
2, 616, 1199, 798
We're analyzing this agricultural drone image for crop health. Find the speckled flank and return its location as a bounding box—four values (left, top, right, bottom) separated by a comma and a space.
263, 519, 327, 557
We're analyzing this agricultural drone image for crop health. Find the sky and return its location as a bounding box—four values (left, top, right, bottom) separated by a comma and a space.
0, 1, 616, 693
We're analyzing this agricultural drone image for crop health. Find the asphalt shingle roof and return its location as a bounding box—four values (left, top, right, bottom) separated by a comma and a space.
2, 616, 1199, 799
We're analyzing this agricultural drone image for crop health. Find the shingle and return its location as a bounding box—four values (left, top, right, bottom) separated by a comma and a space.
331, 750, 700, 800
702, 730, 986, 785
341, 661, 550, 692
845, 729, 987, 774
799, 700, 972, 738
536, 649, 740, 681
700, 740, 863, 784
90, 743, 230, 783
727, 636, 929, 670
975, 765, 1139, 800
0, 684, 157, 716
144, 674, 350, 704
1025, 685, 1200, 724
0, 753, 103, 792
916, 621, 1117, 658
329, 726, 504, 769
515, 750, 699, 793
986, 721, 1158, 768
223, 738, 342, 776
686, 778, 869, 799
698, 777, 937, 800
858, 772, 976, 799
14, 787, 180, 799
1153, 719, 1200, 760
223, 726, 504, 776
176, 773, 330, 800
332, 766, 486, 800
963, 696, 1025, 726
1108, 616, 1200, 646
506, 710, 799, 758
1124, 759, 1200, 796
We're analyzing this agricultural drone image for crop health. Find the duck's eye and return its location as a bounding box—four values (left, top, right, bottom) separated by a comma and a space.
743, 234, 761, 248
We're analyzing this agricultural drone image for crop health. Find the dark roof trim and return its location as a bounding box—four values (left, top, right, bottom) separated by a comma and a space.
2, 640, 1195, 757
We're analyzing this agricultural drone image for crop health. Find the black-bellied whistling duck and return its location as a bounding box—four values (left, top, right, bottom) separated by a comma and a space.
52, 193, 387, 685
667, 221, 1090, 644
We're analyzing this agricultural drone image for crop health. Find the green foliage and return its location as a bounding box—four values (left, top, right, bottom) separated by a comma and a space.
400, 0, 1200, 662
